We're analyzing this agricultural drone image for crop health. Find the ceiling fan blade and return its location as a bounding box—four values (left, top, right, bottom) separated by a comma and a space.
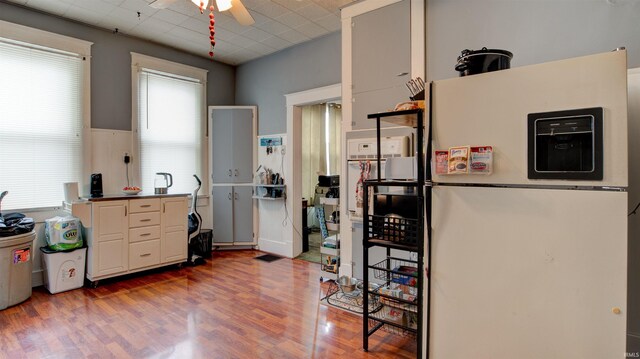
149, 0, 179, 9
228, 0, 255, 26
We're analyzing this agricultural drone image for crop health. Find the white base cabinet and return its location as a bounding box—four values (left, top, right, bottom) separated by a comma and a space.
72, 195, 188, 284
91, 200, 128, 277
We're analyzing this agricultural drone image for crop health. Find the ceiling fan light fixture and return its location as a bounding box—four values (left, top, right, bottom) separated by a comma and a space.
215, 0, 232, 12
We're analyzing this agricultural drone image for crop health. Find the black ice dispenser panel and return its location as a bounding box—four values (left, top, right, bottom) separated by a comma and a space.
528, 107, 603, 180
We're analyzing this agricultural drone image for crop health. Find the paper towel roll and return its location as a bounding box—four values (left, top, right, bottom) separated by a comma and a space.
64, 182, 79, 203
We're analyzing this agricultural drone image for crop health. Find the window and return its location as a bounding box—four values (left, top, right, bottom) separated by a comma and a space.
0, 21, 91, 210
132, 53, 207, 194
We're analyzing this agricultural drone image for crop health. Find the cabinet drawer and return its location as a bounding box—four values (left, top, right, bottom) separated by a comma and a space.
129, 212, 160, 228
129, 239, 160, 270
129, 225, 160, 243
129, 198, 160, 213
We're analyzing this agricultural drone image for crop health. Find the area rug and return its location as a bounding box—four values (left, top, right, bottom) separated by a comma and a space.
254, 254, 284, 262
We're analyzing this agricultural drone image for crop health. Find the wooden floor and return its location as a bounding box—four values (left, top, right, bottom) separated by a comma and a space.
0, 250, 416, 358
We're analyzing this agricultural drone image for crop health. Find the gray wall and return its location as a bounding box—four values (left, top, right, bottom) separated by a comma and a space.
426, 0, 640, 81
235, 32, 341, 135
0, 1, 236, 131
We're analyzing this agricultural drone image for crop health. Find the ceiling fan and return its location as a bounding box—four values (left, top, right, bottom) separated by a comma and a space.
149, 0, 254, 59
149, 0, 255, 26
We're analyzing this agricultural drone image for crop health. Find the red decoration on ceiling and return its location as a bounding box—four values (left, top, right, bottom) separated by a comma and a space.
198, 1, 204, 14
209, 5, 215, 59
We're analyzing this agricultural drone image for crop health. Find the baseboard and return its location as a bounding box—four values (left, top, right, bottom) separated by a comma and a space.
32, 269, 43, 288
628, 332, 640, 356
258, 237, 291, 258
339, 263, 353, 278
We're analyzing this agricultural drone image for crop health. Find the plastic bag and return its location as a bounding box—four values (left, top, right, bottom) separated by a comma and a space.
44, 216, 83, 251
0, 212, 35, 237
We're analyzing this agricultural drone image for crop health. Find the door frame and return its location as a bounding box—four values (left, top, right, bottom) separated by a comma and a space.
284, 84, 342, 258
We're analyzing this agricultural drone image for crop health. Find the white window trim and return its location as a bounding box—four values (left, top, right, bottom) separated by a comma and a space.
130, 52, 208, 192
0, 20, 92, 210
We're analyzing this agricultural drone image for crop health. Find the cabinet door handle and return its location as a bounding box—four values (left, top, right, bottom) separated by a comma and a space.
234, 169, 239, 177
234, 192, 238, 200
125, 206, 127, 216
140, 233, 151, 237
228, 193, 232, 200
140, 253, 151, 257
141, 204, 151, 208
140, 219, 151, 222
228, 169, 232, 177
163, 203, 165, 213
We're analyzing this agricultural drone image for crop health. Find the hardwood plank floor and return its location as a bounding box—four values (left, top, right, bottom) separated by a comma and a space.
0, 250, 416, 358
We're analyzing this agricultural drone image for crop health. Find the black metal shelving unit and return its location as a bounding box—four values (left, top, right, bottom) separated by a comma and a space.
362, 108, 428, 359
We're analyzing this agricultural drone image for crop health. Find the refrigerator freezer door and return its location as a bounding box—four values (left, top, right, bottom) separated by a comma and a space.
431, 50, 628, 187
430, 186, 627, 359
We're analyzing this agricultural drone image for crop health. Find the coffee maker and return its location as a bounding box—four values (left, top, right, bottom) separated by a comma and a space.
90, 173, 103, 198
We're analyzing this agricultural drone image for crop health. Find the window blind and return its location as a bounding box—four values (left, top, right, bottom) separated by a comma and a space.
137, 70, 203, 194
0, 39, 84, 210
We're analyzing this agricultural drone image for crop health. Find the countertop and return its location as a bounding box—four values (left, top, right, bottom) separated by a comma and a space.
82, 193, 189, 202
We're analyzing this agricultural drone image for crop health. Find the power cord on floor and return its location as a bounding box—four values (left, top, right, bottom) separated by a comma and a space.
283, 198, 305, 240
630, 201, 640, 216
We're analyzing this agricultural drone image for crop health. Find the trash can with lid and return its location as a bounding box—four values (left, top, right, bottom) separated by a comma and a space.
0, 231, 35, 310
40, 246, 86, 294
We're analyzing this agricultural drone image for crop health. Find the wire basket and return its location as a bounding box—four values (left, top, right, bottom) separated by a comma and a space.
368, 306, 418, 339
367, 214, 419, 246
371, 284, 418, 311
371, 258, 419, 288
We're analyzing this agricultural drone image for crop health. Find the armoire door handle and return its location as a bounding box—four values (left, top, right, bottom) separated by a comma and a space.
228, 193, 232, 200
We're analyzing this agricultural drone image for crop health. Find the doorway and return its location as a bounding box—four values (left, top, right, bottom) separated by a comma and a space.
279, 84, 341, 260
297, 103, 341, 263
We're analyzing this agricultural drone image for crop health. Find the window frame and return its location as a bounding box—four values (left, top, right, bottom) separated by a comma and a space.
130, 52, 208, 194
0, 20, 92, 211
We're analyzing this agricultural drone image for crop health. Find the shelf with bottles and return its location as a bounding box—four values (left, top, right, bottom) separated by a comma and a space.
252, 184, 286, 200
320, 255, 339, 280
319, 223, 340, 281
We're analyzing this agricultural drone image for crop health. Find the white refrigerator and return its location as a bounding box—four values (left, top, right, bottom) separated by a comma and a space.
429, 50, 628, 358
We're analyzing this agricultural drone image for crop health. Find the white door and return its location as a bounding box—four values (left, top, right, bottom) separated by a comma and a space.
161, 197, 188, 262
92, 201, 128, 277
430, 186, 627, 358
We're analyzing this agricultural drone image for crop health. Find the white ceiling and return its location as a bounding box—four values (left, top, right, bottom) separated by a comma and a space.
5, 0, 355, 65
